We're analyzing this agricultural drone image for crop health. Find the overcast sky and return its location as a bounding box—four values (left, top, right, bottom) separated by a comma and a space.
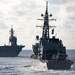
0, 0, 75, 49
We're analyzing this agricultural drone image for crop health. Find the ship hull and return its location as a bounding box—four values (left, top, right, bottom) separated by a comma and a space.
47, 59, 74, 70
0, 45, 24, 57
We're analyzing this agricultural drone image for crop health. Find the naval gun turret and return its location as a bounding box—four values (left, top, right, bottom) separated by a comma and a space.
31, 1, 74, 70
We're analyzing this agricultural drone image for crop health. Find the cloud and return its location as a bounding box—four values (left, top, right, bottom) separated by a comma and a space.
48, 0, 68, 5
68, 16, 75, 21
0, 21, 8, 29
66, 6, 75, 12
63, 20, 73, 29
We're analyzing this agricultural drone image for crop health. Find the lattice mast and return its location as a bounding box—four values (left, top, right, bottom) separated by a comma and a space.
37, 1, 56, 40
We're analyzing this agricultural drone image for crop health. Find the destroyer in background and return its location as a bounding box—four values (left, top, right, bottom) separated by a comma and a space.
31, 1, 74, 70
0, 26, 24, 57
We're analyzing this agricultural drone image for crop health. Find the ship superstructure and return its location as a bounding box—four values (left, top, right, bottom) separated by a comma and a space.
9, 25, 17, 46
31, 1, 74, 70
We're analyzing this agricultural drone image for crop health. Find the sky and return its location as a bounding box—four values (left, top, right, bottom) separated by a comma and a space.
0, 0, 75, 49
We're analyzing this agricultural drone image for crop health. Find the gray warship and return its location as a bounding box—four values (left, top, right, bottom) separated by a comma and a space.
31, 1, 74, 70
0, 26, 24, 57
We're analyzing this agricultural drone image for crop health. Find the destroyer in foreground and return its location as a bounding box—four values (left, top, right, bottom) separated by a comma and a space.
31, 2, 74, 70
0, 26, 24, 57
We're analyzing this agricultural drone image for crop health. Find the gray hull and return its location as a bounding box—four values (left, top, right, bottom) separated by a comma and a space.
47, 59, 74, 70
0, 45, 24, 57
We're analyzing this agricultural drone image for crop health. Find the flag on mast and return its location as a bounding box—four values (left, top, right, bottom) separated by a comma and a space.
52, 28, 54, 34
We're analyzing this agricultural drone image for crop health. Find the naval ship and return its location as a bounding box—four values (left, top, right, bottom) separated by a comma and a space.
0, 26, 24, 57
31, 1, 74, 70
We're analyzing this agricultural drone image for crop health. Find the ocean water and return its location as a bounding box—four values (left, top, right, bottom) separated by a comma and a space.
0, 50, 75, 75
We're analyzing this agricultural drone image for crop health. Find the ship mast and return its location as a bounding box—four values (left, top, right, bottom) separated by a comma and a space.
10, 25, 14, 37
42, 1, 49, 39
36, 1, 56, 40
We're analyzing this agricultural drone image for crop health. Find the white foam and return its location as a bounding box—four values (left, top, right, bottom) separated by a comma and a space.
31, 59, 47, 71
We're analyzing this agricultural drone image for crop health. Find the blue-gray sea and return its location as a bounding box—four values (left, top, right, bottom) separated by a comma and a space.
0, 50, 75, 75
